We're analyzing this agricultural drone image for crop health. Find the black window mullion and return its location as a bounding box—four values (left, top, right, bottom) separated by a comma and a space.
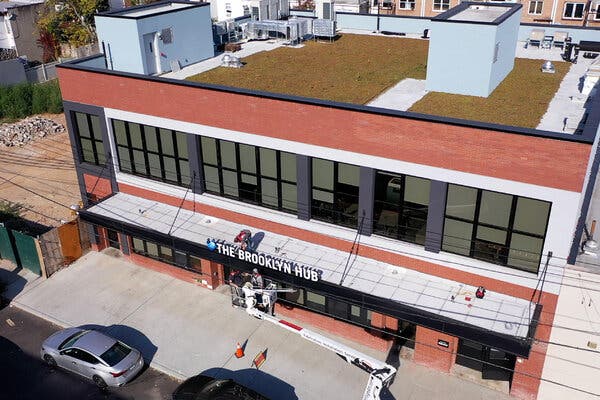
86, 114, 99, 165
470, 190, 483, 258
276, 151, 283, 210
215, 139, 225, 196
505, 196, 519, 256
155, 127, 166, 181
140, 126, 151, 176
171, 130, 182, 185
125, 122, 136, 175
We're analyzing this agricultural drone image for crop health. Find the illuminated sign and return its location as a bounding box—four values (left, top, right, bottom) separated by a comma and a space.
207, 239, 322, 282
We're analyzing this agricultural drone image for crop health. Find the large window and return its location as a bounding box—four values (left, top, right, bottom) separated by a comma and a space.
563, 2, 584, 18
373, 171, 430, 245
528, 0, 543, 14
131, 236, 202, 272
278, 282, 372, 326
201, 137, 297, 213
433, 0, 450, 11
311, 158, 360, 228
74, 112, 105, 165
442, 184, 551, 273
112, 120, 191, 187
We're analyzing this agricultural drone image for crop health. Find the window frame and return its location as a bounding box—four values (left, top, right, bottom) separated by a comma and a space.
311, 158, 360, 228
432, 0, 450, 12
398, 0, 415, 10
442, 184, 551, 273
200, 137, 298, 214
74, 112, 105, 166
528, 0, 543, 15
372, 171, 431, 246
111, 120, 190, 188
562, 2, 585, 19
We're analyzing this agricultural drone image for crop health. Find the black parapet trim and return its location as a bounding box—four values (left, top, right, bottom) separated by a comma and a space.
79, 209, 536, 357
432, 2, 522, 25
56, 62, 595, 145
95, 0, 209, 19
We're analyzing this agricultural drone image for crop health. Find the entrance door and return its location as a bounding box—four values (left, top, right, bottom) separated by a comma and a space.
143, 33, 158, 75
106, 229, 120, 249
482, 347, 515, 381
456, 339, 515, 382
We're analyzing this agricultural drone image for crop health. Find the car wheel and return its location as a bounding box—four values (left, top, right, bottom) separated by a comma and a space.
93, 375, 108, 390
43, 354, 57, 368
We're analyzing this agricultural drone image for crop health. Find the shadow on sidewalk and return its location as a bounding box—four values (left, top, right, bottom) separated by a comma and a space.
78, 323, 158, 363
201, 367, 298, 400
0, 266, 27, 310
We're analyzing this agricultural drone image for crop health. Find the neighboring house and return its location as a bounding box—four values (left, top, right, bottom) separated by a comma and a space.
56, 1, 600, 399
210, 0, 289, 22
95, 1, 214, 75
0, 0, 45, 62
288, 0, 600, 27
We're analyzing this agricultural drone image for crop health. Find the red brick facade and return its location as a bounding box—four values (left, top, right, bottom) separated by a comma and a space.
414, 326, 458, 372
83, 174, 113, 201
58, 68, 591, 193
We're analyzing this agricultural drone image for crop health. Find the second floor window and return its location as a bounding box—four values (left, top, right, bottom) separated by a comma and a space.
528, 0, 543, 14
563, 2, 584, 19
112, 120, 191, 187
399, 0, 415, 9
75, 112, 105, 166
433, 0, 450, 11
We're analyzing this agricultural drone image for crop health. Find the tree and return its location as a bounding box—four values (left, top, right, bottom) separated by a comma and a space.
37, 0, 109, 57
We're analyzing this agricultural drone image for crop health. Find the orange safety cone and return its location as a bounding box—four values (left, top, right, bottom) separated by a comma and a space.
235, 342, 244, 358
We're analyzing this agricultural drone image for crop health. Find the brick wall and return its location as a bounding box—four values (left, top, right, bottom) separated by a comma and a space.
83, 174, 113, 201
413, 325, 457, 372
57, 68, 591, 192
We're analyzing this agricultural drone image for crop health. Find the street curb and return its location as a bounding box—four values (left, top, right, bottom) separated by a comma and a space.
8, 299, 186, 383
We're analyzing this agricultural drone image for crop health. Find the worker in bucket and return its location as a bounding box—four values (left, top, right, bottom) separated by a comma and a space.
251, 268, 263, 289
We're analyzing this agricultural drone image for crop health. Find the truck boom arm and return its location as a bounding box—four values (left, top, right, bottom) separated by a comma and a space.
244, 297, 397, 400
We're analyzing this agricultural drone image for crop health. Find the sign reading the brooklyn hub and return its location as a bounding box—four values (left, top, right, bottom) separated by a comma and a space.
207, 239, 322, 282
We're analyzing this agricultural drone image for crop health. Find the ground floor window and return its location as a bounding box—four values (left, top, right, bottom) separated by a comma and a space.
130, 236, 201, 272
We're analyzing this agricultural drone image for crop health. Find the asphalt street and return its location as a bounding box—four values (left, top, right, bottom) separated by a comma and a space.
0, 301, 181, 400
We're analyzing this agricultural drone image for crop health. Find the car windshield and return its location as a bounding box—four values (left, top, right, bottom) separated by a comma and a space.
100, 342, 132, 366
58, 330, 89, 350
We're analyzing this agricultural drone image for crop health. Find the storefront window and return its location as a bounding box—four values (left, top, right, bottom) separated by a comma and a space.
311, 158, 360, 228
373, 171, 430, 245
442, 184, 551, 273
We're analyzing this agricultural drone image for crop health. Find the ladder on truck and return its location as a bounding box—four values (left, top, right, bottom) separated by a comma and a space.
231, 282, 397, 400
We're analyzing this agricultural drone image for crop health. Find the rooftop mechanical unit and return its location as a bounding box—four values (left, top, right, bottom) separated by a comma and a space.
313, 19, 336, 38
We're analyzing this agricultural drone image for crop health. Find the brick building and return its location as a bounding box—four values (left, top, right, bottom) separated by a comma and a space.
56, 1, 600, 398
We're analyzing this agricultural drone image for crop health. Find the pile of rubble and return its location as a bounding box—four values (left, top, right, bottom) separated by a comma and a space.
0, 117, 65, 147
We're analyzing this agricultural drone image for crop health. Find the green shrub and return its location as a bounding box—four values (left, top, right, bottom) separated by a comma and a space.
2, 83, 33, 119
0, 80, 63, 121
32, 80, 63, 114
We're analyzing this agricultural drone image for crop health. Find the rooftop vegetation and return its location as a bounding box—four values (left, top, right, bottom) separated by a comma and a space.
189, 34, 568, 128
409, 58, 570, 128
187, 34, 428, 104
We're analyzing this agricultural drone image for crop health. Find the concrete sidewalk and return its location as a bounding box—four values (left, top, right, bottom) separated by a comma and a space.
1, 252, 512, 400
